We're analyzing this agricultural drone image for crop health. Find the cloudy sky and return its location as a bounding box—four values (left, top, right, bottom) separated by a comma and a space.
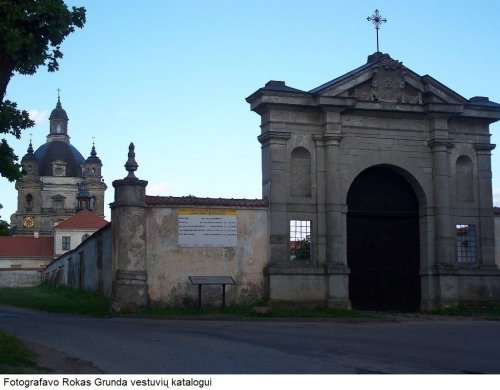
2, 0, 500, 220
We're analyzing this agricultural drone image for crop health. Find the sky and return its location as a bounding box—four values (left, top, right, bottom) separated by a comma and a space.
1, 0, 500, 221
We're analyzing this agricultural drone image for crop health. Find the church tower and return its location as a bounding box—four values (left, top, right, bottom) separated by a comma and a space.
79, 143, 106, 215
11, 98, 107, 236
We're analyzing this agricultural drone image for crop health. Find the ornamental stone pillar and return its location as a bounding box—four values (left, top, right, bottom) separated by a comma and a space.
110, 143, 148, 311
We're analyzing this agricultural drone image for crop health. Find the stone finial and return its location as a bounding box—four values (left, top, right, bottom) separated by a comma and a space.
90, 137, 97, 157
124, 142, 138, 179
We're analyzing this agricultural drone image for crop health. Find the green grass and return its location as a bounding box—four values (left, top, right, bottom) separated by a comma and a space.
128, 303, 363, 319
424, 302, 500, 318
0, 330, 50, 374
0, 283, 111, 317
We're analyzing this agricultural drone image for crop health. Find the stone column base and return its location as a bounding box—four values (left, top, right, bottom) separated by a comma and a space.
112, 270, 148, 312
421, 266, 500, 310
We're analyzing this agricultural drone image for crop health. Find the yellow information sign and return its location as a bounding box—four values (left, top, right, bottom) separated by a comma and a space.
178, 208, 237, 247
178, 208, 236, 216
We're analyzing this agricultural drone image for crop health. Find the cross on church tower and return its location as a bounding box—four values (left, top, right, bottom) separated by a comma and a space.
57, 88, 62, 99
367, 9, 387, 52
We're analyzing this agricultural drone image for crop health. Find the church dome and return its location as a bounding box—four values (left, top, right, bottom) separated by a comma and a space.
34, 141, 85, 177
49, 98, 69, 121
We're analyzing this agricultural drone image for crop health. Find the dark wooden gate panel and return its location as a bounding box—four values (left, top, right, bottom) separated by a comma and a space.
347, 167, 420, 311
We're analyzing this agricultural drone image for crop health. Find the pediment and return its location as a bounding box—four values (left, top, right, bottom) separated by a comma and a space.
312, 54, 467, 106
17, 177, 42, 187
83, 182, 107, 191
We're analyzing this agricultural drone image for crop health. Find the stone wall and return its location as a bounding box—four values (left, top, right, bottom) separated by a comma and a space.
43, 224, 112, 297
0, 256, 51, 287
145, 204, 268, 307
0, 268, 42, 287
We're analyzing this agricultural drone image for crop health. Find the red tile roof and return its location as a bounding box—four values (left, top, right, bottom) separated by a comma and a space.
0, 236, 54, 257
55, 209, 108, 230
146, 195, 268, 208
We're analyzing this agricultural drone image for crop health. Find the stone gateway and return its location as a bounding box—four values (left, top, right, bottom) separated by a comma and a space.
246, 52, 500, 310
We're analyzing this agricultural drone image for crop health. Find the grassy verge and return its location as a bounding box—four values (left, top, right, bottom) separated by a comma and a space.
424, 302, 500, 318
128, 304, 364, 319
1, 284, 499, 320
0, 283, 111, 317
0, 330, 50, 374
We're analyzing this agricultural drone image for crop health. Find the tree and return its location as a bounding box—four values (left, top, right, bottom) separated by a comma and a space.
0, 204, 9, 235
0, 0, 86, 182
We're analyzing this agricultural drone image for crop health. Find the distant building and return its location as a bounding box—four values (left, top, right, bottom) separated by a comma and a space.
0, 210, 107, 287
2, 98, 108, 287
54, 209, 108, 256
0, 236, 53, 287
10, 98, 107, 236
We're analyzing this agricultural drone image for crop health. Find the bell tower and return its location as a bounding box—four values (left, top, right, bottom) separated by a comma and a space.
48, 96, 69, 143
82, 142, 107, 216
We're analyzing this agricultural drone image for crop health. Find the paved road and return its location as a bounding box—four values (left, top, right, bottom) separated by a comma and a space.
1, 305, 499, 374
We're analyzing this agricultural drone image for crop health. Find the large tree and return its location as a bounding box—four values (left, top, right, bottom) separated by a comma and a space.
0, 0, 86, 182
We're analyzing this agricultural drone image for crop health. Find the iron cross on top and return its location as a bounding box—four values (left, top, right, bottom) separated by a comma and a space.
367, 9, 387, 52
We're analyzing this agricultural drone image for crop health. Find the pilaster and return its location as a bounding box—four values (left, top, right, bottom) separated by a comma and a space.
474, 142, 497, 268
258, 131, 291, 265
427, 113, 456, 270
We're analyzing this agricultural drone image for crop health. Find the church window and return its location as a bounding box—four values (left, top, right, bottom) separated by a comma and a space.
91, 196, 97, 210
290, 147, 312, 197
52, 161, 67, 176
56, 123, 62, 133
82, 234, 90, 242
290, 220, 311, 261
456, 224, 477, 264
25, 194, 33, 211
62, 236, 71, 251
456, 156, 473, 202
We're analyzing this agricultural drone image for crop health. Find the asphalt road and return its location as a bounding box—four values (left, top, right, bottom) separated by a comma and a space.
1, 305, 499, 374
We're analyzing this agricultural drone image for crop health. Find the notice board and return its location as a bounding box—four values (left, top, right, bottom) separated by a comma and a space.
178, 208, 237, 247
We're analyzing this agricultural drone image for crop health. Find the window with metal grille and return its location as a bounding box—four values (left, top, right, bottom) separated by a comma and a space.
456, 224, 477, 264
62, 236, 71, 251
290, 220, 311, 261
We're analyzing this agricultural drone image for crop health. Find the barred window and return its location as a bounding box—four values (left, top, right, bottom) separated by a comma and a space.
290, 220, 311, 261
62, 236, 71, 251
456, 224, 477, 264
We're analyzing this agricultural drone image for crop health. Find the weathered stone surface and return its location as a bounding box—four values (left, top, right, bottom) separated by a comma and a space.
247, 52, 500, 309
146, 207, 268, 307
